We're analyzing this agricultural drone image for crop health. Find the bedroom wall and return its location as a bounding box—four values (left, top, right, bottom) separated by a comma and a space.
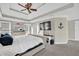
68, 20, 75, 40
0, 9, 11, 35
31, 17, 68, 44
31, 23, 38, 35
0, 3, 78, 41
31, 3, 79, 44
75, 20, 79, 41
52, 4, 79, 41
11, 22, 26, 31
0, 7, 30, 36
54, 17, 68, 44
0, 8, 2, 17
0, 9, 2, 35
31, 18, 55, 36
0, 21, 11, 35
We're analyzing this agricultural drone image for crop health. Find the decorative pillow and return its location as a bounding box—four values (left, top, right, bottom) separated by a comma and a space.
5, 33, 10, 35
1, 34, 5, 37
0, 34, 13, 46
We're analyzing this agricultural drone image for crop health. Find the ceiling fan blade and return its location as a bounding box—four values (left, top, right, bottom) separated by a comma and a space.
30, 9, 37, 11
21, 9, 26, 11
27, 9, 31, 13
18, 3, 26, 8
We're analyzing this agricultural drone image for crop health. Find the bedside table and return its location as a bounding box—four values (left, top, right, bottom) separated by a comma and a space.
42, 36, 54, 48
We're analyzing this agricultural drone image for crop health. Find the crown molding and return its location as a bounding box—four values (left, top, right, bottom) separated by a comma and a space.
0, 3, 74, 23
9, 8, 28, 15
30, 3, 74, 21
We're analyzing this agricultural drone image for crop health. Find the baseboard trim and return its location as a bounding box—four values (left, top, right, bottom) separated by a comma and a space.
68, 39, 75, 40
55, 41, 68, 44
73, 39, 79, 41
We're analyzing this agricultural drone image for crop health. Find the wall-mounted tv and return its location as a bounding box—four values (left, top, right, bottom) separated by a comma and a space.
40, 21, 51, 30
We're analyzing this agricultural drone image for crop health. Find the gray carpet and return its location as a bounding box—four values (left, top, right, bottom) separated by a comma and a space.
34, 40, 79, 56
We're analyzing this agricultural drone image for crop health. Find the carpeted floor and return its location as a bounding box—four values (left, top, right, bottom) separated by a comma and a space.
34, 40, 79, 56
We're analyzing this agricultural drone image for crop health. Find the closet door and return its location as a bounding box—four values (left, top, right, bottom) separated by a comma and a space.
54, 17, 68, 44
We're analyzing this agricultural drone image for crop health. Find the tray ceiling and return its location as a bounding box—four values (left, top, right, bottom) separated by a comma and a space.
0, 3, 71, 21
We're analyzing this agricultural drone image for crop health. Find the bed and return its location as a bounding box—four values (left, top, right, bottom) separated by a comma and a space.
0, 35, 45, 56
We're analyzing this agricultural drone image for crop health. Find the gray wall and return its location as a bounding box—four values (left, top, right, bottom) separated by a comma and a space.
0, 21, 11, 35
68, 20, 75, 40
31, 23, 38, 35
11, 22, 26, 32
31, 18, 55, 35
54, 17, 68, 44
75, 20, 79, 41
32, 3, 79, 41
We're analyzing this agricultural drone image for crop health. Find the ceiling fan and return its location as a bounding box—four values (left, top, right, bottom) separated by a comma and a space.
18, 3, 37, 14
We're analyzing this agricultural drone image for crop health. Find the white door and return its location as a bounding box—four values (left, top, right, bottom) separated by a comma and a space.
75, 21, 79, 41
54, 17, 68, 44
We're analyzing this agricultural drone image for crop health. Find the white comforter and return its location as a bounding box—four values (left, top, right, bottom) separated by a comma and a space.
0, 35, 43, 56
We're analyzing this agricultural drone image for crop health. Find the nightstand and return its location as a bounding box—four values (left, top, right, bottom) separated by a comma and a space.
42, 36, 54, 48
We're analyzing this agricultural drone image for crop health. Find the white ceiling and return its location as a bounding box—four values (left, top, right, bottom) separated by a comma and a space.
10, 3, 44, 15
0, 3, 70, 21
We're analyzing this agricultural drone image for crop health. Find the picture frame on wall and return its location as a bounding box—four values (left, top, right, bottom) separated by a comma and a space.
45, 21, 51, 30
40, 21, 51, 30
